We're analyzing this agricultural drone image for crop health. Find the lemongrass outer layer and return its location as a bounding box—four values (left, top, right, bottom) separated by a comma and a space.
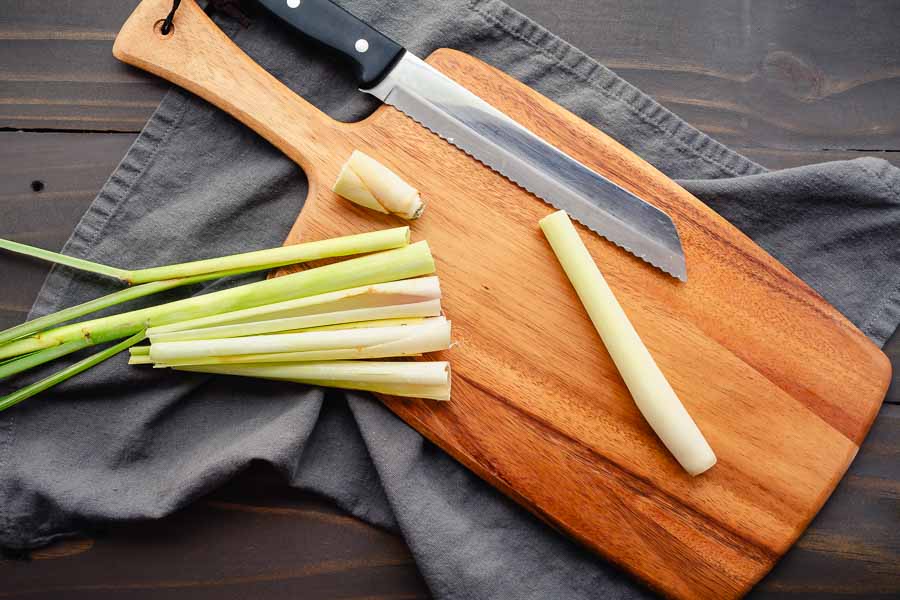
176, 361, 451, 401
147, 276, 441, 336
539, 210, 715, 476
149, 317, 450, 363
332, 151, 424, 219
0, 242, 435, 361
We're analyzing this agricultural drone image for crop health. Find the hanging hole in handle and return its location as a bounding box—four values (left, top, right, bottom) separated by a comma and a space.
154, 19, 175, 38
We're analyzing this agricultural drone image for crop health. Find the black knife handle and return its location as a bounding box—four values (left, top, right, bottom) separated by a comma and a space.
256, 0, 405, 87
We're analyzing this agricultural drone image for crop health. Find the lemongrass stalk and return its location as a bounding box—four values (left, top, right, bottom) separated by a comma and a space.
175, 361, 451, 401
1, 228, 409, 285
0, 338, 92, 380
0, 331, 145, 413
128, 354, 153, 365
0, 238, 131, 282
147, 277, 441, 336
150, 299, 441, 343
129, 346, 151, 356
147, 318, 448, 367
0, 242, 435, 361
126, 227, 410, 284
0, 271, 233, 347
149, 318, 450, 363
539, 210, 715, 476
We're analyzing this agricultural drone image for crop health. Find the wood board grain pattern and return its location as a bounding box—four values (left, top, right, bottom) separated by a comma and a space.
111, 2, 891, 598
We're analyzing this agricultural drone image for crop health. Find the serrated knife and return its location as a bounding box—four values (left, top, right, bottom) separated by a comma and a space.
257, 0, 687, 280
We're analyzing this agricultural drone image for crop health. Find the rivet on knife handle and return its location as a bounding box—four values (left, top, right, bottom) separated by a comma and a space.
257, 0, 405, 88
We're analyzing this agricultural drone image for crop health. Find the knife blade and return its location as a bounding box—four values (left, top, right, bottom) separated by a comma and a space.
257, 0, 687, 280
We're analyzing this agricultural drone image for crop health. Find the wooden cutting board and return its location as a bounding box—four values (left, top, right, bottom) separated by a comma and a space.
114, 1, 891, 597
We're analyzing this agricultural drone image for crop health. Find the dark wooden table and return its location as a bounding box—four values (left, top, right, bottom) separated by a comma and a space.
1, 1, 898, 598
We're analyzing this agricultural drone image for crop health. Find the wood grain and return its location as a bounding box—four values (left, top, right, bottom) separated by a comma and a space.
3, 0, 899, 171
110, 2, 892, 597
3, 129, 897, 599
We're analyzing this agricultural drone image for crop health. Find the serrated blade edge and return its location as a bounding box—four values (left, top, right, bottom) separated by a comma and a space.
363, 54, 687, 281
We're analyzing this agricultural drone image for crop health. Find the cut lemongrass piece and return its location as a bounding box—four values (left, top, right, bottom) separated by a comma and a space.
128, 354, 153, 365
332, 150, 424, 219
129, 346, 151, 356
539, 210, 715, 476
0, 242, 435, 361
149, 299, 441, 343
0, 331, 146, 413
175, 361, 451, 401
147, 276, 441, 336
149, 317, 450, 363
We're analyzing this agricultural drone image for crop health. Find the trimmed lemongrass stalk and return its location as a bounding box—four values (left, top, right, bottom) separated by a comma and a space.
539, 210, 715, 476
147, 276, 442, 337
128, 354, 153, 365
149, 300, 441, 343
129, 346, 151, 356
0, 238, 131, 282
332, 151, 424, 219
0, 228, 409, 285
0, 338, 91, 381
176, 361, 451, 401
0, 331, 146, 413
148, 317, 450, 364
0, 242, 435, 361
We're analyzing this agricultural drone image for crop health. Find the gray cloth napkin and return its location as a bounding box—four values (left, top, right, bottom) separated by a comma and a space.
2, 1, 898, 598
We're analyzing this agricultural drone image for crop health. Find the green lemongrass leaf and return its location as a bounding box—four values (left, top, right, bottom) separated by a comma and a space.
0, 331, 146, 413
0, 238, 130, 282
0, 338, 91, 381
127, 227, 410, 284
147, 276, 441, 336
0, 242, 435, 361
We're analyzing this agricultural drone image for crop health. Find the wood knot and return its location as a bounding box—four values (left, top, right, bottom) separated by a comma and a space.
762, 50, 824, 102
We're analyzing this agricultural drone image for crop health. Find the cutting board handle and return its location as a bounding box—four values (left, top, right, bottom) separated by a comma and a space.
113, 0, 349, 175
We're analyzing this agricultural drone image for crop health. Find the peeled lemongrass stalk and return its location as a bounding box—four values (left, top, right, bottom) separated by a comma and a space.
0, 228, 409, 285
0, 242, 435, 361
147, 276, 441, 336
539, 210, 715, 476
333, 150, 424, 219
175, 361, 451, 401
128, 354, 153, 365
129, 346, 151, 356
149, 317, 450, 363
